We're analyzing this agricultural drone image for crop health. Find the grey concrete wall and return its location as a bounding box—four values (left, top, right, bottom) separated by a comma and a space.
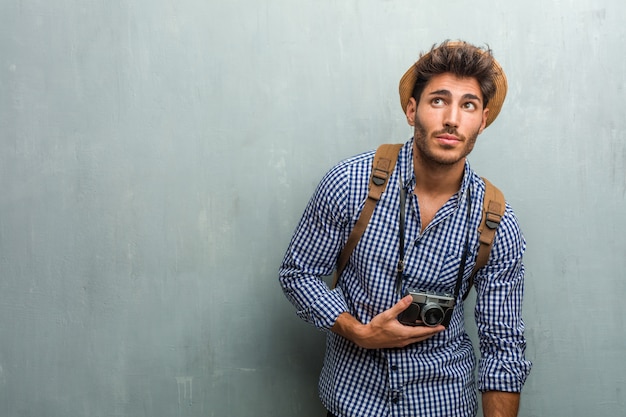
0, 1, 624, 416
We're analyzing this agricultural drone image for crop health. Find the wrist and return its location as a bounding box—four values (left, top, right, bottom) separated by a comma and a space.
331, 312, 367, 345
482, 391, 520, 417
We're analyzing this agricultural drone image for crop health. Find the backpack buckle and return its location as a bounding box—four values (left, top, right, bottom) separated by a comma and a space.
371, 169, 388, 186
485, 212, 501, 229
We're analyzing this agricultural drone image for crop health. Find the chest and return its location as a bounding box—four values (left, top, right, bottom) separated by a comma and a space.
414, 191, 454, 232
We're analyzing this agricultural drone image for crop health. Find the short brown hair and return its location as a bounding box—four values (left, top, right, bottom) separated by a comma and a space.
411, 41, 497, 108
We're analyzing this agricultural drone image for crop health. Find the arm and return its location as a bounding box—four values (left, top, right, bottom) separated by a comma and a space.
482, 391, 520, 417
279, 161, 356, 330
474, 206, 532, 401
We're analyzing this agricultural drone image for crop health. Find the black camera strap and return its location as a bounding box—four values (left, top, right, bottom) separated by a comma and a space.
396, 185, 472, 301
396, 182, 407, 296
452, 191, 472, 300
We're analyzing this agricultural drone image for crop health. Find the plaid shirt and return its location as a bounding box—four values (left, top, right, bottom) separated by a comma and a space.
279, 139, 532, 417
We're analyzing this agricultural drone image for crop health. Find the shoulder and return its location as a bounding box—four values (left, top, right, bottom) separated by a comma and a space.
305, 149, 376, 220
321, 141, 411, 188
323, 149, 376, 181
316, 149, 376, 195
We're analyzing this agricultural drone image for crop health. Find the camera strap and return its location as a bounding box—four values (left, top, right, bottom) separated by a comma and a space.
452, 191, 472, 300
396, 186, 472, 301
396, 181, 407, 296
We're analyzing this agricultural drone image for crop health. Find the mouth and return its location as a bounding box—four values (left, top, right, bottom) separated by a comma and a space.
435, 134, 461, 146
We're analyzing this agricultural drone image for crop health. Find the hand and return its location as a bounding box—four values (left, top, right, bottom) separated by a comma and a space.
331, 295, 445, 349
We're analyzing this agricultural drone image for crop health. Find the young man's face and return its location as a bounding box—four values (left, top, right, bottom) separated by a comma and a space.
405, 73, 489, 168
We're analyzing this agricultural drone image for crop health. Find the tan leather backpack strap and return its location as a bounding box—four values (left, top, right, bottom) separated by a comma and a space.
463, 177, 506, 300
332, 143, 403, 288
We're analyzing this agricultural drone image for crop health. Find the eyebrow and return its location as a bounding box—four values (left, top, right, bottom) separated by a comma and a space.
429, 89, 482, 103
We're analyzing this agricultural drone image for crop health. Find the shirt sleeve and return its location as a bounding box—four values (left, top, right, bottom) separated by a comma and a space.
278, 163, 353, 331
474, 204, 533, 392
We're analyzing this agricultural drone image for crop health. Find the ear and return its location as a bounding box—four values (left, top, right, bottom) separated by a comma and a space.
478, 107, 489, 134
405, 97, 417, 126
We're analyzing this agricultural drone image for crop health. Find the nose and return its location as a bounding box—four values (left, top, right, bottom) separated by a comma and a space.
443, 106, 460, 128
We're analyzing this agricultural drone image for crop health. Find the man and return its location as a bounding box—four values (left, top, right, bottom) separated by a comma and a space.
279, 40, 531, 417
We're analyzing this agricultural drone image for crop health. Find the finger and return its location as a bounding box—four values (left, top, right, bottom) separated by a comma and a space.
406, 326, 445, 344
408, 325, 445, 339
388, 295, 414, 315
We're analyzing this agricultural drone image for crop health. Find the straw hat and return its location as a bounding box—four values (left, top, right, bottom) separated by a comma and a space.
398, 42, 507, 128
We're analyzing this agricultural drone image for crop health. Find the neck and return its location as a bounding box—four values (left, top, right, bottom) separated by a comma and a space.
412, 144, 465, 196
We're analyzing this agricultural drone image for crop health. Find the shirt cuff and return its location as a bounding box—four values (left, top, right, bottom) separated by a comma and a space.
300, 287, 349, 331
478, 356, 533, 392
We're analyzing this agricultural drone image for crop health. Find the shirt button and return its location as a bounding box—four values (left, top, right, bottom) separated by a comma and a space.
391, 365, 398, 371
390, 391, 402, 403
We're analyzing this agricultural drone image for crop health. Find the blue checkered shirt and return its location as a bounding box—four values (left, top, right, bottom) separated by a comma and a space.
279, 140, 532, 417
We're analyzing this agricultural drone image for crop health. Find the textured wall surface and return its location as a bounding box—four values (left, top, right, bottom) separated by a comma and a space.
1, 1, 624, 416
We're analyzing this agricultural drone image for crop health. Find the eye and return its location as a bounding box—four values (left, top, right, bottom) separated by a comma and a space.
431, 98, 445, 107
463, 102, 477, 110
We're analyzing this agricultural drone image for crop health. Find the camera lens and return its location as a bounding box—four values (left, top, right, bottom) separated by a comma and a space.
421, 304, 444, 327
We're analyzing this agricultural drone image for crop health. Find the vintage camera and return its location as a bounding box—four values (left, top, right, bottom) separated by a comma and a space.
398, 288, 455, 328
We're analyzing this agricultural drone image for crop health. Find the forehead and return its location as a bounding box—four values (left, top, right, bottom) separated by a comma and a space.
421, 73, 483, 101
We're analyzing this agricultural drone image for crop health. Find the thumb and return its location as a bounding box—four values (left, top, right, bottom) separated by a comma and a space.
388, 294, 413, 315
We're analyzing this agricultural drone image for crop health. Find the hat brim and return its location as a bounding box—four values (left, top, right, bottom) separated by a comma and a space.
398, 46, 507, 128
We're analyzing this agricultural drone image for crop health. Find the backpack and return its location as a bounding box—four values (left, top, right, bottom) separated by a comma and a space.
331, 143, 506, 300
